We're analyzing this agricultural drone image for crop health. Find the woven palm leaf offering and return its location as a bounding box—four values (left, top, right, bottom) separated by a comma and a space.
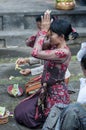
0, 107, 9, 124
15, 63, 23, 71
7, 84, 23, 97
55, 0, 76, 10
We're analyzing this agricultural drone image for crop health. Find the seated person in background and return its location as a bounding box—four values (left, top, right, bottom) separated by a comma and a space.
25, 14, 56, 48
16, 57, 71, 85
25, 15, 42, 47
16, 14, 54, 75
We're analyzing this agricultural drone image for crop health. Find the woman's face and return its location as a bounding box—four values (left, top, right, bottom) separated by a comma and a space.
49, 31, 62, 46
36, 21, 41, 30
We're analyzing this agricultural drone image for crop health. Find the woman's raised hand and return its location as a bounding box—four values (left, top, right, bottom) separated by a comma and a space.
41, 9, 51, 32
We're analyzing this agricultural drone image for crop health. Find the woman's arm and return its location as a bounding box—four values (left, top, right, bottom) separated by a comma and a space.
25, 35, 36, 47
31, 10, 69, 62
32, 32, 69, 62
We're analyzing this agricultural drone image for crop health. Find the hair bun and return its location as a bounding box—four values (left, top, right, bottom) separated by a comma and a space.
69, 32, 79, 40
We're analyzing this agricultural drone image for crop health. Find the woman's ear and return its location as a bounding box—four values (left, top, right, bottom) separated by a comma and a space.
61, 34, 65, 39
59, 34, 65, 41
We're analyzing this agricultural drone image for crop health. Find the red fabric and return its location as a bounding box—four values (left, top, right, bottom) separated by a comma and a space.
25, 35, 36, 47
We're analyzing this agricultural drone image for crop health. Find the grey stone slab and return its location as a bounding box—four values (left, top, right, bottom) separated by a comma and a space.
3, 14, 24, 30
0, 0, 55, 14
0, 29, 37, 46
0, 47, 32, 58
58, 14, 86, 27
5, 33, 35, 47
0, 39, 6, 47
0, 29, 36, 37
24, 15, 38, 29
0, 16, 3, 30
6, 36, 27, 47
2, 12, 86, 30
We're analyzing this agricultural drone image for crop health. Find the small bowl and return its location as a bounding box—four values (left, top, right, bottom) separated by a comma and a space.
7, 85, 23, 97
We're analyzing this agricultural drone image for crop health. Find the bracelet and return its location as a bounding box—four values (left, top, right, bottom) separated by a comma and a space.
37, 31, 47, 37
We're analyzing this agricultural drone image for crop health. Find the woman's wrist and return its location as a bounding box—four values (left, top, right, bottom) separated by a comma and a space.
38, 30, 47, 37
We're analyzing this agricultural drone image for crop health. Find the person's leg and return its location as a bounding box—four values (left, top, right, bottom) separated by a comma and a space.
14, 93, 43, 128
60, 103, 84, 130
42, 104, 63, 130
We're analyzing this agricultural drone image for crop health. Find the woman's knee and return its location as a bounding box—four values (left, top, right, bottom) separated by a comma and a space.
14, 105, 24, 122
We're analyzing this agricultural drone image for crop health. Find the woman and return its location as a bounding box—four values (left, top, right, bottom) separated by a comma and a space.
14, 10, 78, 128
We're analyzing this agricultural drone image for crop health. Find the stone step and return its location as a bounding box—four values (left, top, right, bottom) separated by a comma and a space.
0, 44, 80, 58
0, 27, 86, 47
0, 47, 32, 58
0, 1, 85, 47
0, 6, 86, 31
0, 29, 37, 47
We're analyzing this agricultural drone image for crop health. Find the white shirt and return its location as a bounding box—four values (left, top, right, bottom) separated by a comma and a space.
65, 68, 71, 79
77, 78, 86, 104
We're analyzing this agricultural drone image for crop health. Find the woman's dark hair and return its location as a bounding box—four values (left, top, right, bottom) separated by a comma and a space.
35, 15, 41, 22
81, 54, 86, 70
50, 19, 79, 41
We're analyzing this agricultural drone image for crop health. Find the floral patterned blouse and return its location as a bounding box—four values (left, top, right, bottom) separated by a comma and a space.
32, 31, 71, 115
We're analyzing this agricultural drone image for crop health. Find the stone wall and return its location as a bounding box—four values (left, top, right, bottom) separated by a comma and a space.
0, 6, 86, 47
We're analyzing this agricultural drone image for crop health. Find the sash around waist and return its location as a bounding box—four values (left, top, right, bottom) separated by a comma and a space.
42, 79, 64, 87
